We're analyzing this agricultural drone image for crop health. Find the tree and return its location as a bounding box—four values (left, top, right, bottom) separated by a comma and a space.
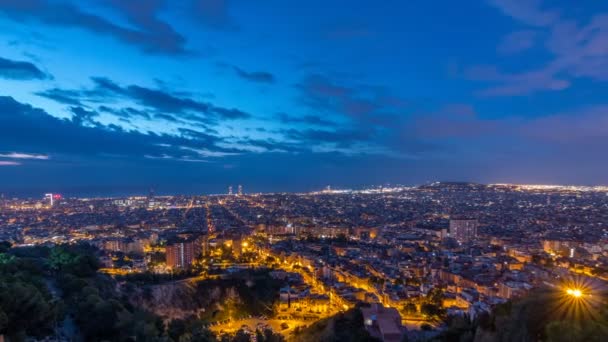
0, 241, 11, 253
0, 280, 57, 339
427, 287, 444, 306
403, 302, 417, 315
169, 319, 187, 341
421, 303, 442, 317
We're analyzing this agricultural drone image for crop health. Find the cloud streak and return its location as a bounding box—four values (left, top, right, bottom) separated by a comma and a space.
232, 66, 275, 84
474, 0, 608, 96
0, 152, 49, 160
0, 0, 188, 55
37, 76, 251, 126
0, 56, 49, 80
0, 161, 20, 166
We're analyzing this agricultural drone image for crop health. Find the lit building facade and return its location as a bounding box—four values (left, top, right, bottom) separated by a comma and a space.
449, 218, 478, 243
166, 237, 202, 269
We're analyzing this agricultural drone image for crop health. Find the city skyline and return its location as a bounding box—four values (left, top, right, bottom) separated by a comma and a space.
1, 0, 608, 195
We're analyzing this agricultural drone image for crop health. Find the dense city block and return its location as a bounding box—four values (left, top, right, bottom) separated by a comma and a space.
1, 182, 607, 341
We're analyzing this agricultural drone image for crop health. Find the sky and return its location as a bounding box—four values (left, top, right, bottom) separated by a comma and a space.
0, 0, 607, 197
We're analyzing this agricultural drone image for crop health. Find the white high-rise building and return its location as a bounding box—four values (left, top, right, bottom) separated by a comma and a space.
44, 193, 54, 206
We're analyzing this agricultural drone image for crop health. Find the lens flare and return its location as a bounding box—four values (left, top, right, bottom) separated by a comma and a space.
551, 275, 604, 323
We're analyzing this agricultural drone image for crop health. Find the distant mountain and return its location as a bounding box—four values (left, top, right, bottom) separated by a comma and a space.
418, 182, 488, 191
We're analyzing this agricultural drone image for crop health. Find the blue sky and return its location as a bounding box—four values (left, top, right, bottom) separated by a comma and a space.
0, 0, 607, 196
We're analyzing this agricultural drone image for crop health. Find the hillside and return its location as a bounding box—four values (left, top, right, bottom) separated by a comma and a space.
290, 308, 381, 342
433, 287, 608, 342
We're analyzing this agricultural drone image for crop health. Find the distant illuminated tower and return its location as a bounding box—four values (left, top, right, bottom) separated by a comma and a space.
228, 186, 233, 195
238, 185, 243, 196
44, 193, 54, 206
148, 187, 155, 201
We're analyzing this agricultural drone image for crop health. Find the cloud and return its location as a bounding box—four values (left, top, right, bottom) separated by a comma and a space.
285, 127, 374, 147
232, 66, 275, 84
487, 0, 558, 27
465, 65, 569, 96
413, 104, 506, 139
276, 112, 336, 127
0, 0, 188, 55
0, 161, 20, 166
98, 106, 152, 120
0, 56, 49, 80
497, 30, 537, 54
296, 74, 406, 126
0, 152, 49, 160
37, 76, 250, 125
35, 88, 84, 106
521, 105, 608, 144
475, 1, 608, 96
0, 95, 242, 162
70, 106, 99, 125
293, 74, 439, 156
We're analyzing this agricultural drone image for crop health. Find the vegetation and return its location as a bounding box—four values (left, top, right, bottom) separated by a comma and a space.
420, 287, 445, 319
430, 287, 608, 342
291, 308, 381, 342
1, 242, 274, 342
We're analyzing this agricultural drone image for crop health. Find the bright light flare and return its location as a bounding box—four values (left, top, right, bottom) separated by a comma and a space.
552, 276, 605, 323
566, 288, 583, 298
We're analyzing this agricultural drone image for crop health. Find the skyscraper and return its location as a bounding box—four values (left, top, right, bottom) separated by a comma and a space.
44, 193, 54, 206
238, 184, 243, 196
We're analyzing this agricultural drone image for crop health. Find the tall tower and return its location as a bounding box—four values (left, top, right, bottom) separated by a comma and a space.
228, 186, 233, 195
44, 193, 54, 206
238, 185, 243, 196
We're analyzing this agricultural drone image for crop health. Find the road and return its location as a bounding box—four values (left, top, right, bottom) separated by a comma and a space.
209, 317, 311, 337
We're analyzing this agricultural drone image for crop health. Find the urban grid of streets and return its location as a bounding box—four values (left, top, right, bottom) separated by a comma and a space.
1, 182, 608, 338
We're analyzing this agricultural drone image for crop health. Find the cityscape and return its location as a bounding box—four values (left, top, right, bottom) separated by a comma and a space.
1, 0, 608, 341
1, 182, 607, 341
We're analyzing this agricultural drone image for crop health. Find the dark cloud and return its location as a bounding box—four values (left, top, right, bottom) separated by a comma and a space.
294, 74, 427, 154
296, 74, 406, 126
232, 66, 275, 84
98, 106, 152, 120
37, 76, 250, 125
0, 0, 187, 55
237, 138, 306, 153
35, 88, 83, 106
70, 106, 99, 126
285, 127, 374, 148
0, 95, 236, 161
276, 112, 336, 127
0, 56, 49, 80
